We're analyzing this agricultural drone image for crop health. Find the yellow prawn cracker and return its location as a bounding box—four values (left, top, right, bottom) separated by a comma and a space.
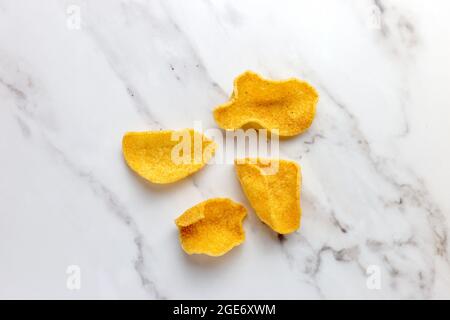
235, 158, 301, 234
213, 71, 318, 137
122, 129, 215, 184
175, 198, 247, 256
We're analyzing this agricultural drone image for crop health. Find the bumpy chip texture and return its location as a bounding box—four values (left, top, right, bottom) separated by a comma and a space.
175, 198, 247, 256
235, 158, 301, 234
213, 71, 318, 137
122, 129, 215, 184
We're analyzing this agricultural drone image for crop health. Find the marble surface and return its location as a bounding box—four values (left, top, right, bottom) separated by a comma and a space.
1, 0, 450, 299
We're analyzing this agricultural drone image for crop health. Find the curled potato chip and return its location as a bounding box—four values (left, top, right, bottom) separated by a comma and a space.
175, 198, 247, 256
122, 129, 215, 184
235, 158, 301, 234
213, 71, 318, 137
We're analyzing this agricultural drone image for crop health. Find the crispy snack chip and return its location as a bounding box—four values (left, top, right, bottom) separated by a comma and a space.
213, 71, 318, 137
175, 198, 247, 256
235, 158, 301, 234
122, 129, 215, 184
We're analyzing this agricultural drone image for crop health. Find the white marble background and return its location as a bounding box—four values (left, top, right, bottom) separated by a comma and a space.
1, 0, 449, 299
